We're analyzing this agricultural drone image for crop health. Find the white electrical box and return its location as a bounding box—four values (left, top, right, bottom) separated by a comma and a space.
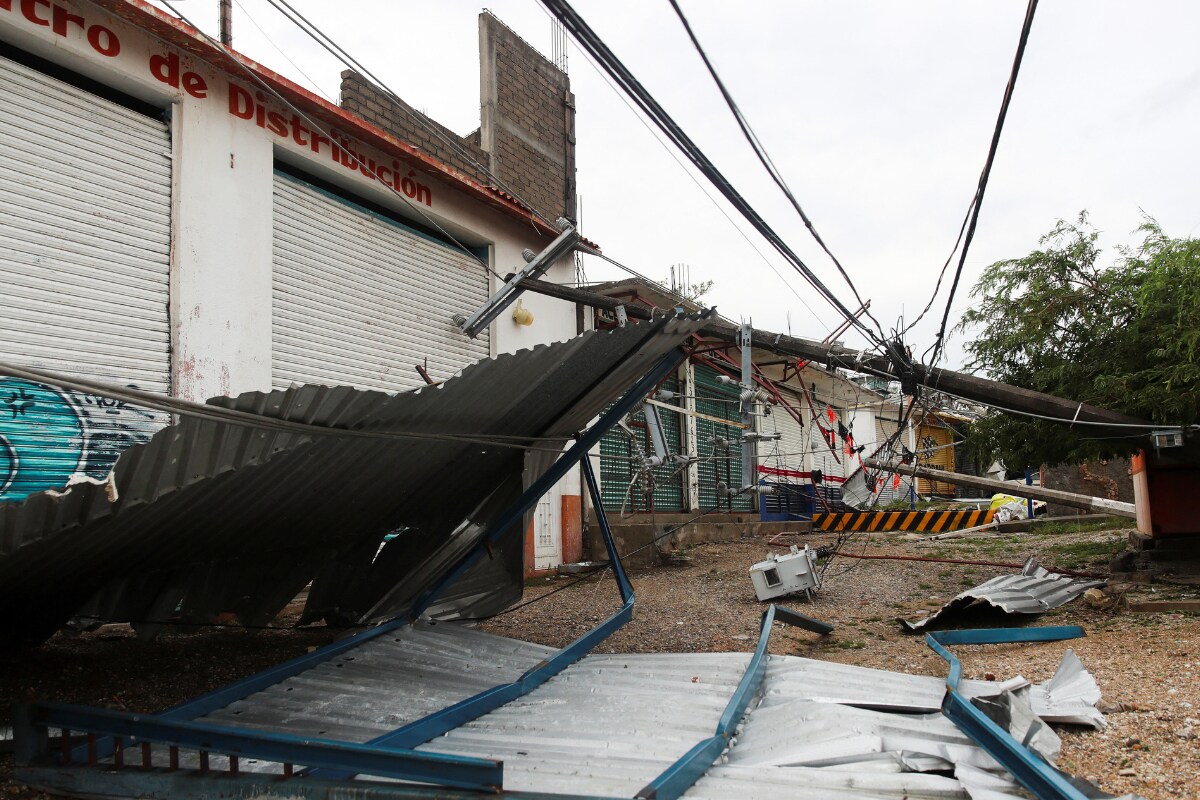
749, 545, 821, 602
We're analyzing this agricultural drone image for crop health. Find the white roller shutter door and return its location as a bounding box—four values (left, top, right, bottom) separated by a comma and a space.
760, 398, 806, 475
0, 54, 172, 391
0, 54, 172, 501
272, 173, 490, 392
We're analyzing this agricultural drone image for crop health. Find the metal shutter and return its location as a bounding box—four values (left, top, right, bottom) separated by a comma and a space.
271, 172, 490, 392
694, 364, 752, 512
760, 394, 805, 474
0, 55, 171, 501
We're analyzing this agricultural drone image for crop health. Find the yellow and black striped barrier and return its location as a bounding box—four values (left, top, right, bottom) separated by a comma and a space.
812, 508, 995, 534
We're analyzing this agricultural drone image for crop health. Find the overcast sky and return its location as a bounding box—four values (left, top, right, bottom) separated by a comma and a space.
158, 0, 1200, 368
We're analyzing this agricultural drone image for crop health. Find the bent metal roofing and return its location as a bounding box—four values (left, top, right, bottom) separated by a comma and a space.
0, 313, 709, 646
17, 620, 1105, 799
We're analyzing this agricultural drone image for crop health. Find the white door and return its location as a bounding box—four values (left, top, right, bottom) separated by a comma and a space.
533, 494, 561, 569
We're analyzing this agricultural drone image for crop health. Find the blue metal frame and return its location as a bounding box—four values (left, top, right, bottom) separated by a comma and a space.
406, 345, 684, 620
22, 701, 502, 791
581, 453, 633, 601
634, 604, 779, 800
74, 617, 411, 762
305, 357, 676, 780
40, 340, 690, 793
926, 627, 1090, 800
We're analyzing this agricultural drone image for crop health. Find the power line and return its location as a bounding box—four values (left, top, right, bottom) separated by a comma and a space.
924, 0, 1040, 369
532, 7, 829, 326
263, 0, 559, 234
665, 0, 885, 344
155, 0, 497, 278
539, 0, 886, 348
0, 360, 576, 453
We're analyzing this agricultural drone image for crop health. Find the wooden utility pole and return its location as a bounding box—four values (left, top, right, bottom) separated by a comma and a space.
219, 0, 232, 46
863, 458, 1136, 518
513, 276, 1148, 430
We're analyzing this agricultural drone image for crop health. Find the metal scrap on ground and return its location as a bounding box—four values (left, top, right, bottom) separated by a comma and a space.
902, 557, 1107, 632
16, 620, 1112, 799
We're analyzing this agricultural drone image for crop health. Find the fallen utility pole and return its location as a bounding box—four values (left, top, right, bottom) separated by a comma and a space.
862, 458, 1136, 519
513, 277, 1148, 430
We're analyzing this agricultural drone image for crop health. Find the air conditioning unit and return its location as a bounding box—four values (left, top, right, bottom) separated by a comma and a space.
749, 545, 821, 602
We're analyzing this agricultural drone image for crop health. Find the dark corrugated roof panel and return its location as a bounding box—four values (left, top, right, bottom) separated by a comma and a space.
0, 314, 709, 645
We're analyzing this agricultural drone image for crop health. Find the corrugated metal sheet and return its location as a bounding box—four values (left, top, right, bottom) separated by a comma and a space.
0, 315, 707, 644
200, 622, 555, 748
23, 620, 1105, 798
0, 54, 171, 503
764, 650, 1104, 727
272, 172, 490, 392
418, 651, 752, 797
902, 559, 1105, 632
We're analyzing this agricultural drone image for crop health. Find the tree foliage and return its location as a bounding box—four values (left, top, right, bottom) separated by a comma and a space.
957, 213, 1200, 467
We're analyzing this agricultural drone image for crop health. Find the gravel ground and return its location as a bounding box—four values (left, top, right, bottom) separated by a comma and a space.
1, 524, 1196, 798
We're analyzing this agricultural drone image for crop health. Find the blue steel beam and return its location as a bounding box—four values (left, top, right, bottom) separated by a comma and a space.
306, 388, 654, 780
406, 344, 687, 621
634, 604, 778, 800
926, 626, 1090, 800
581, 454, 632, 602
24, 701, 503, 791
73, 618, 409, 763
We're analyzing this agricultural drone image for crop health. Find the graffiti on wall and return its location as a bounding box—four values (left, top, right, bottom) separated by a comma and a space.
0, 377, 164, 503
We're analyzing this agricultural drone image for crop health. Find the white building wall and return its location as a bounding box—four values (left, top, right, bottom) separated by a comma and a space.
0, 0, 583, 559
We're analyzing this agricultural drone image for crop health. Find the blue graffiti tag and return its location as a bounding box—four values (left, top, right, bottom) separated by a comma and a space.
0, 378, 87, 502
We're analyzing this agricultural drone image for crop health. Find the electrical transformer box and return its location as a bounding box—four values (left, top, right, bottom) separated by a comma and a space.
748, 545, 821, 602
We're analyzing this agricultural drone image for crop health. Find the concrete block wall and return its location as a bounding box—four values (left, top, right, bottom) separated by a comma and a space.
339, 12, 576, 223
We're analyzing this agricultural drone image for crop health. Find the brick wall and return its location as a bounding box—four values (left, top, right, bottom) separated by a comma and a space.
1042, 457, 1134, 517
338, 12, 576, 221
339, 71, 491, 186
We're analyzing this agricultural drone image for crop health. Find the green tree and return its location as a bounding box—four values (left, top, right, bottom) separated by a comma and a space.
957, 213, 1200, 467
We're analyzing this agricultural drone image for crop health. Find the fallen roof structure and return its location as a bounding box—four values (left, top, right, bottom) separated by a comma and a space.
0, 312, 711, 646
902, 558, 1106, 633
15, 612, 1112, 800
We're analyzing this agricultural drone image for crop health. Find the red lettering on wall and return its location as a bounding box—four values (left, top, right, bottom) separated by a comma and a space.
7, 0, 124, 58
228, 83, 253, 119
149, 52, 207, 97
181, 71, 207, 98
50, 4, 82, 37
20, 0, 50, 26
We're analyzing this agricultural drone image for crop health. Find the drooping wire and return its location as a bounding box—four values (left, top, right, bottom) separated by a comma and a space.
155, 0, 498, 279
530, 2, 829, 326
538, 0, 886, 349
924, 0, 1040, 369
665, 0, 886, 345
263, 0, 560, 234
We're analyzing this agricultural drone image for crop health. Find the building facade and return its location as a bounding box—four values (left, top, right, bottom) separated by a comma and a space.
0, 1, 585, 570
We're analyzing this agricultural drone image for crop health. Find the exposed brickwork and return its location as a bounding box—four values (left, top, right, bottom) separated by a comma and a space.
480, 12, 576, 221
1042, 457, 1134, 517
339, 70, 491, 186
338, 12, 575, 221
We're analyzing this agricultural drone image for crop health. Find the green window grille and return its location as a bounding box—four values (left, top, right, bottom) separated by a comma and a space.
694, 363, 754, 512
598, 376, 685, 512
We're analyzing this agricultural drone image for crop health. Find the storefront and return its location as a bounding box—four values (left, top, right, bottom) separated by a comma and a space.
0, 0, 583, 568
